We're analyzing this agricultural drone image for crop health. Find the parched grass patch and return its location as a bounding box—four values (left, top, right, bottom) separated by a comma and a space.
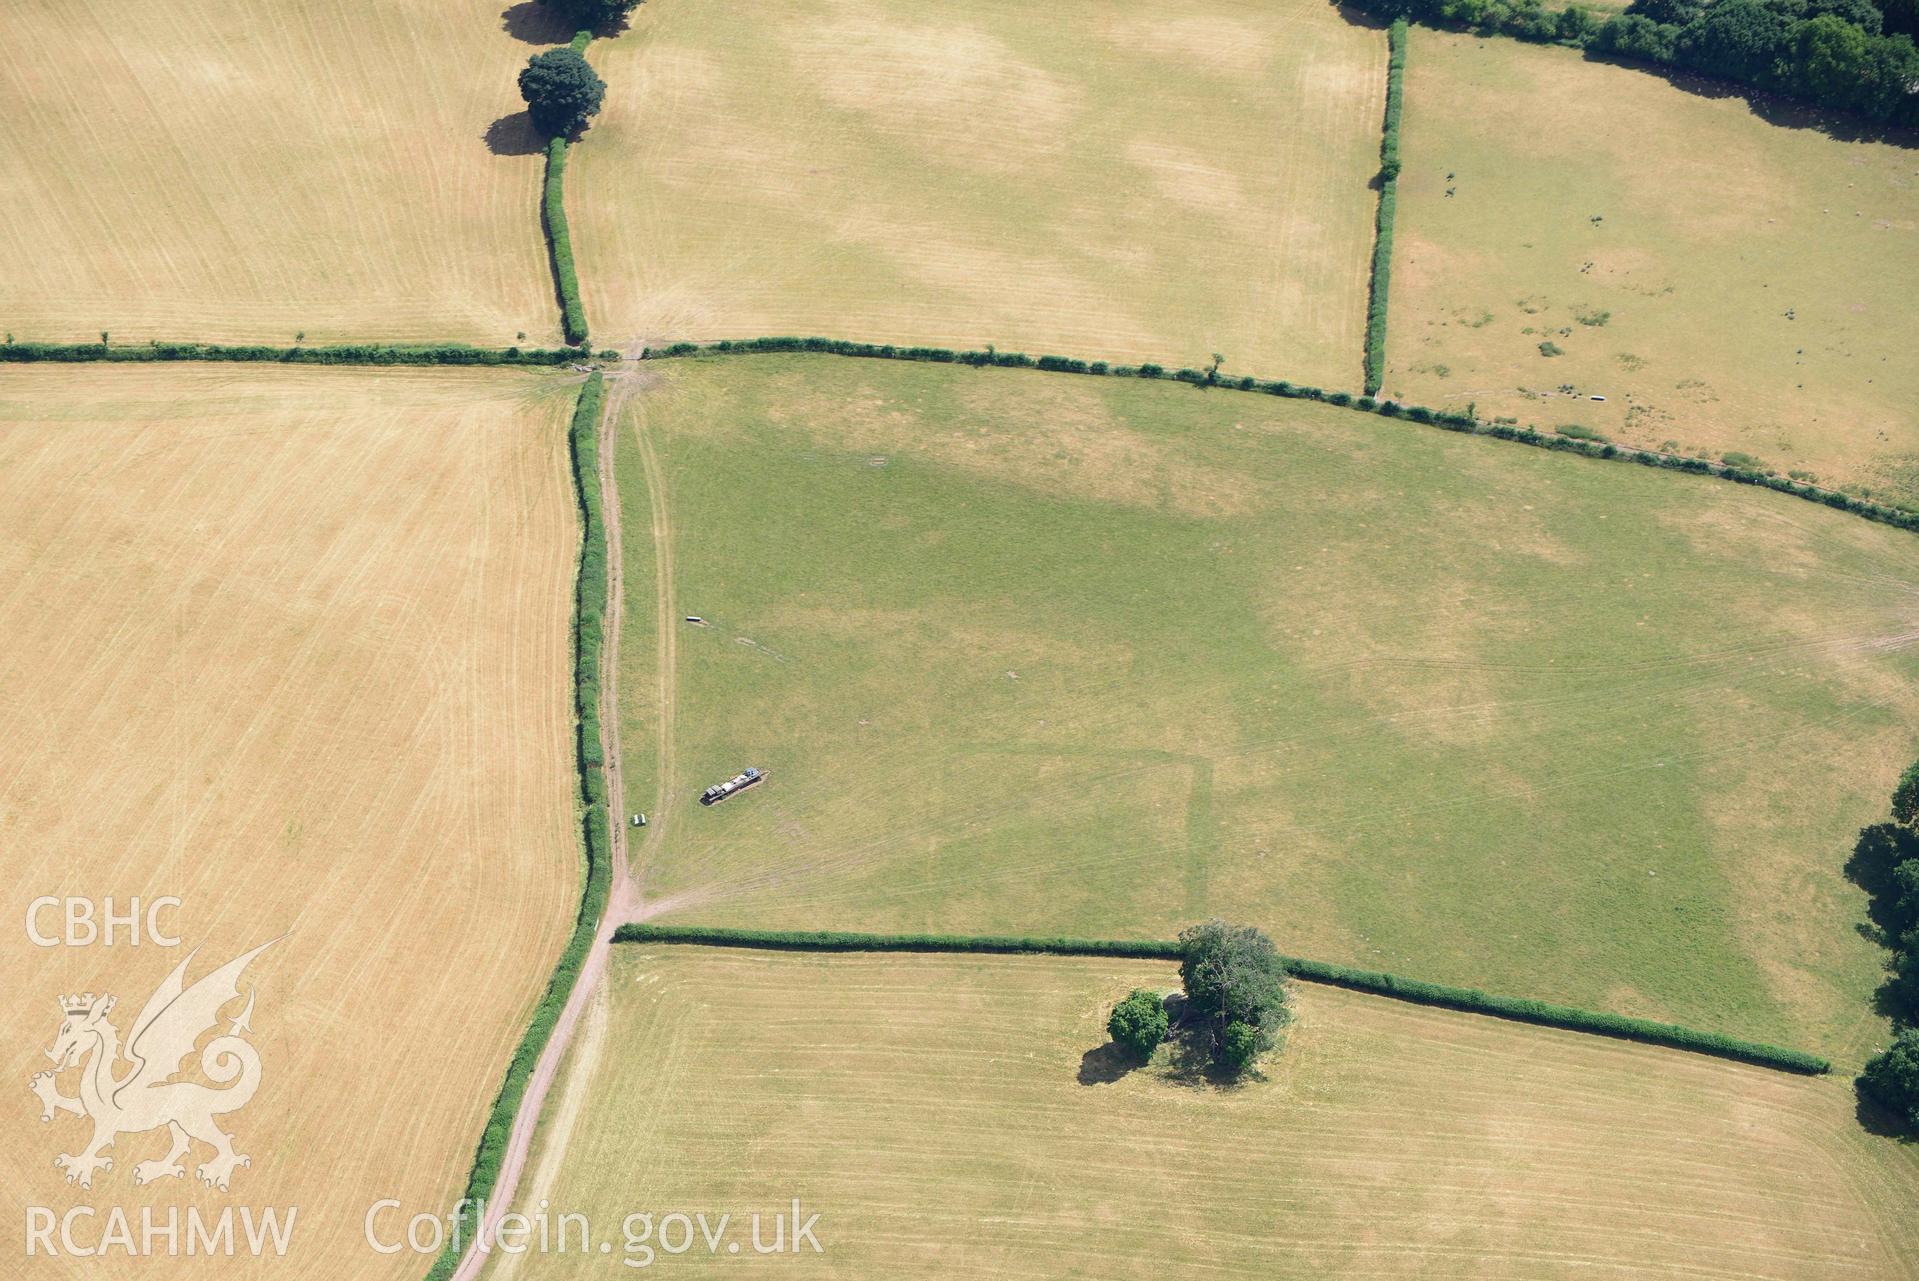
1385, 34, 1919, 501
573, 0, 1384, 385
0, 0, 557, 344
522, 947, 1919, 1280
617, 354, 1919, 1059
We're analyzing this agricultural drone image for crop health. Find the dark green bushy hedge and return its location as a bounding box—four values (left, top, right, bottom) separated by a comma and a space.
0, 340, 579, 366
1365, 20, 1408, 396
641, 337, 1919, 536
1280, 955, 1829, 1073
613, 923, 1829, 1073
543, 136, 589, 346
425, 373, 611, 1281
614, 923, 1183, 958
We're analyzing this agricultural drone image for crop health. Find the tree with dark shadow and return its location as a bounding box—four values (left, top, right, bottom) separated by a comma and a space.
1847, 759, 1919, 1138
1079, 989, 1172, 1085
1857, 1028, 1919, 1139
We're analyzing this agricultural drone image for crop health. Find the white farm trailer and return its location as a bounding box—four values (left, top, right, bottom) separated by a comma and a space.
699, 767, 765, 807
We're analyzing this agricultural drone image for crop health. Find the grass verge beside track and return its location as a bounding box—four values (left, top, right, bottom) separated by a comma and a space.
614, 924, 1830, 1073
425, 373, 611, 1281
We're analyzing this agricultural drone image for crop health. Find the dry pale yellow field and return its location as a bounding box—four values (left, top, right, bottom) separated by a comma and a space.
574, 0, 1385, 385
0, 365, 582, 1277
0, 1, 560, 345
1388, 34, 1919, 501
503, 947, 1919, 1280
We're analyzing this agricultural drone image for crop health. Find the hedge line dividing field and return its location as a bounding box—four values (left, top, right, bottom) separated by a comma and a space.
0, 340, 588, 366
640, 337, 1919, 536
615, 924, 1185, 959
612, 923, 1831, 1074
425, 372, 612, 1281
1364, 19, 1407, 396
534, 29, 596, 347
544, 137, 589, 347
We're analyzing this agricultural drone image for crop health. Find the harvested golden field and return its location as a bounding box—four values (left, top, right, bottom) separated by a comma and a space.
503, 946, 1919, 1280
574, 0, 1385, 386
0, 0, 559, 345
0, 365, 582, 1278
1386, 34, 1919, 502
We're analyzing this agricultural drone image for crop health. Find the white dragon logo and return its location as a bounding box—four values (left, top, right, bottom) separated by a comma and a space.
29, 939, 276, 1192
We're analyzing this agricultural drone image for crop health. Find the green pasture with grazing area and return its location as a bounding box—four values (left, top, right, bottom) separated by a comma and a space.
1385, 33, 1919, 504
614, 353, 1919, 1061
573, 0, 1384, 386
509, 947, 1919, 1280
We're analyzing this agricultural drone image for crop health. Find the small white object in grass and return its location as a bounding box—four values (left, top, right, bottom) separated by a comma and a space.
1590, 394, 1606, 401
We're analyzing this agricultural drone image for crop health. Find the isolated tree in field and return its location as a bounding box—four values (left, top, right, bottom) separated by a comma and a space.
1891, 759, 1919, 828
1859, 1028, 1919, 1130
1107, 989, 1169, 1059
538, 0, 644, 32
1178, 920, 1291, 1074
519, 48, 606, 139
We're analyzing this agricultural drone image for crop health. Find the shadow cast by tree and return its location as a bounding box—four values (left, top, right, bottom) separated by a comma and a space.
483, 111, 547, 158
501, 2, 577, 45
1847, 823, 1919, 1025
1853, 1087, 1916, 1142
1076, 1043, 1140, 1086
506, 0, 645, 42
1159, 1025, 1262, 1092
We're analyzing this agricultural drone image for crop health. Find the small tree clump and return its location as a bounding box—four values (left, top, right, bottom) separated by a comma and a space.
1178, 920, 1292, 1076
519, 48, 606, 139
1107, 989, 1169, 1059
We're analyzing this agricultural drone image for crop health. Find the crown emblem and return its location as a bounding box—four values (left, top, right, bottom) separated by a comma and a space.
60, 993, 95, 1017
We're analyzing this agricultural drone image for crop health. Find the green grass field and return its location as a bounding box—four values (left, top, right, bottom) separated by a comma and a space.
573, 0, 1384, 386
614, 354, 1919, 1061
1386, 34, 1919, 503
502, 947, 1919, 1280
